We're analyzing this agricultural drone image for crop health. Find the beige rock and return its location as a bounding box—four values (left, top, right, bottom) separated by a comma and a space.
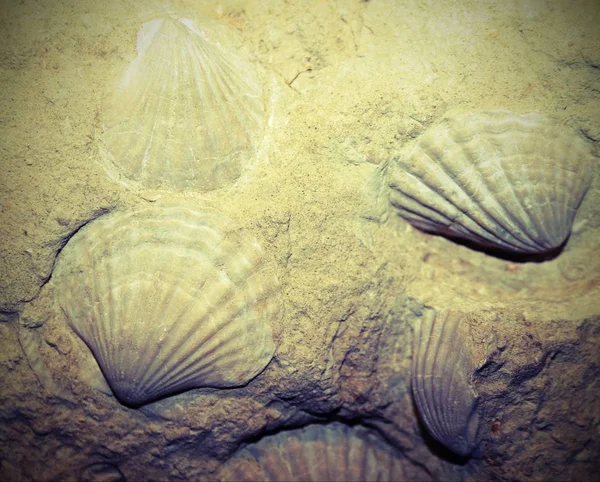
0, 0, 598, 481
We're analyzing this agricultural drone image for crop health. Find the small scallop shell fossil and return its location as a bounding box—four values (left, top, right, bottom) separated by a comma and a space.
53, 203, 280, 407
557, 235, 600, 282
220, 423, 407, 482
101, 17, 265, 192
387, 111, 596, 258
412, 309, 480, 457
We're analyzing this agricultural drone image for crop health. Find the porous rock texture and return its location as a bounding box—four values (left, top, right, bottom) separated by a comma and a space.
1, 1, 599, 481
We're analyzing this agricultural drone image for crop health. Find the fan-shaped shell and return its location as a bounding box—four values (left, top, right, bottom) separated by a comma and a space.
412, 310, 480, 456
388, 111, 596, 257
101, 17, 265, 192
220, 423, 407, 482
53, 204, 280, 407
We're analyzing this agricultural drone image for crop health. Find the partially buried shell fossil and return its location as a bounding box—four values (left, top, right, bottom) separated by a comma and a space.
387, 111, 596, 258
412, 309, 480, 457
219, 423, 408, 482
101, 17, 265, 192
53, 204, 280, 406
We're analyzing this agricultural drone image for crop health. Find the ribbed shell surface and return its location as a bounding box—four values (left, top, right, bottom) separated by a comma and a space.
101, 17, 265, 192
388, 111, 596, 256
220, 423, 406, 482
53, 204, 280, 406
411, 310, 480, 457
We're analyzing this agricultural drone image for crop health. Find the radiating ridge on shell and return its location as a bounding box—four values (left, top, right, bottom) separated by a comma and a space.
53, 204, 280, 406
220, 423, 407, 482
387, 111, 596, 258
411, 309, 480, 456
101, 17, 265, 192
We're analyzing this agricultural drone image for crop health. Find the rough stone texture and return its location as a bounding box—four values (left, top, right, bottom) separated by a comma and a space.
1, 0, 599, 481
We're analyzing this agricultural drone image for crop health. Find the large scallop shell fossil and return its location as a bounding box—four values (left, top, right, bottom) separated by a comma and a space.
412, 309, 480, 456
101, 17, 265, 192
220, 423, 408, 482
53, 204, 280, 407
387, 111, 596, 258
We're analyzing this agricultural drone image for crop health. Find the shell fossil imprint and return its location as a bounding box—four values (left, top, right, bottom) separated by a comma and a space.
220, 422, 407, 482
101, 17, 265, 192
53, 204, 281, 407
411, 309, 480, 457
387, 111, 596, 259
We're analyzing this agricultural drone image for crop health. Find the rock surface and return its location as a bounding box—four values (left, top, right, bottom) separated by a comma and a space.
0, 0, 599, 481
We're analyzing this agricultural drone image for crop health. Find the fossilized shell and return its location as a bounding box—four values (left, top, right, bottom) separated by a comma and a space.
101, 17, 265, 192
17, 327, 73, 401
557, 234, 600, 282
388, 111, 596, 258
53, 204, 280, 406
220, 423, 407, 482
411, 310, 480, 456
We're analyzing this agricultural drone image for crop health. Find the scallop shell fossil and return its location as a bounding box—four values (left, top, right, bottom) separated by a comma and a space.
412, 309, 480, 457
101, 17, 265, 192
220, 423, 408, 482
387, 111, 596, 258
53, 204, 280, 407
